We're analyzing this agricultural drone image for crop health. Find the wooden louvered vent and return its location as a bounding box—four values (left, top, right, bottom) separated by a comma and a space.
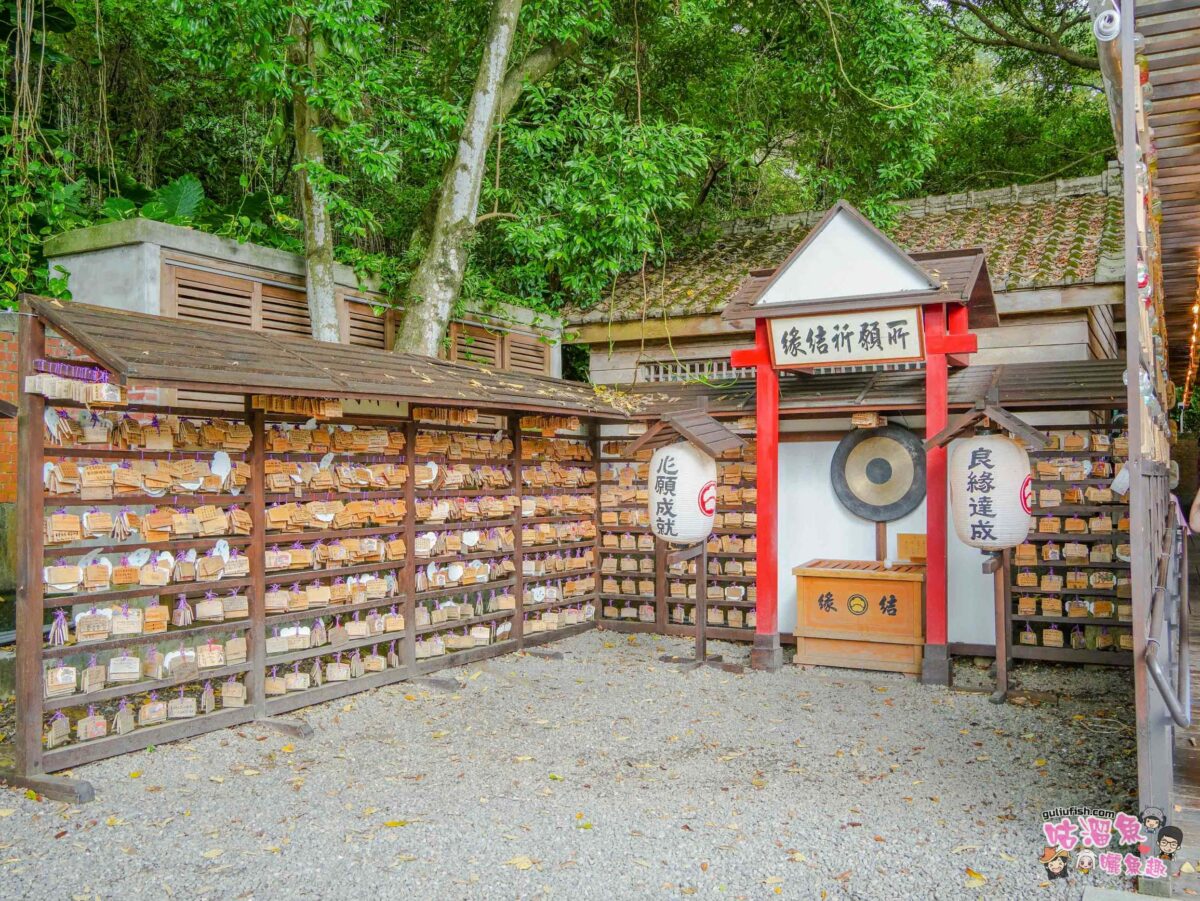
345, 297, 388, 349
505, 332, 551, 375
449, 324, 503, 367
172, 268, 255, 330
260, 284, 311, 338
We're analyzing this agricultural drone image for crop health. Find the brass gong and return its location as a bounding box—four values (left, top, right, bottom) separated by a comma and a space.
830, 425, 926, 522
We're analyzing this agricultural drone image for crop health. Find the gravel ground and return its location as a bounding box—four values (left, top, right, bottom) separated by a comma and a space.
0, 631, 1145, 899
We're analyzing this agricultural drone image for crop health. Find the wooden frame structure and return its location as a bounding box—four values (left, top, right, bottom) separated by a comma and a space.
624, 410, 745, 672
10, 296, 623, 800
722, 202, 991, 677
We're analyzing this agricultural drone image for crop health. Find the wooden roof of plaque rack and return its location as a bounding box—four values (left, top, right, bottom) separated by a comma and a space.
23, 295, 626, 419
625, 408, 746, 458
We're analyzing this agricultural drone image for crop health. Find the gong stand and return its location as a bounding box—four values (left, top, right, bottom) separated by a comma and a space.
658, 543, 746, 674
924, 395, 1048, 702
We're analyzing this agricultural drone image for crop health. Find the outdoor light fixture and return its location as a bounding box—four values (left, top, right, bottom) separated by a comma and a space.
1092, 4, 1120, 42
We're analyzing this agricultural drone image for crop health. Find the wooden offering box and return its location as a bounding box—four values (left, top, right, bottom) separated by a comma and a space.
792, 559, 925, 675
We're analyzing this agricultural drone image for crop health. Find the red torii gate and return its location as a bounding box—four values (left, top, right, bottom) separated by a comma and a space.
725, 202, 993, 680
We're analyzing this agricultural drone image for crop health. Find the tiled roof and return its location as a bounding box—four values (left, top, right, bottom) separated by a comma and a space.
569, 167, 1124, 325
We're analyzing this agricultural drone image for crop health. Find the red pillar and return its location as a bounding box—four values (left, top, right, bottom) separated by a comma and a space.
751, 319, 782, 670
922, 305, 950, 684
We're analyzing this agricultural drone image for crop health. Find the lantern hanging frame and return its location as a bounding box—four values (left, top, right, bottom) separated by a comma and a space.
927, 394, 1048, 707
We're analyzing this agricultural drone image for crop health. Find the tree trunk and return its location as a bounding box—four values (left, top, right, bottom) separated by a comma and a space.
403, 35, 581, 267
287, 16, 341, 343
392, 0, 524, 356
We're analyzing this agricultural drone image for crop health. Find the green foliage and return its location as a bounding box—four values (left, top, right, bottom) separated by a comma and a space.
0, 136, 87, 303
0, 0, 1116, 320
486, 80, 708, 309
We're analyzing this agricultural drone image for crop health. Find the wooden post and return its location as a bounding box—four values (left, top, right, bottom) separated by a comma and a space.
247, 406, 309, 737
510, 415, 525, 645
654, 536, 668, 631
697, 543, 708, 662
751, 319, 781, 671
590, 421, 602, 628
402, 419, 418, 668
4, 306, 95, 800
985, 550, 1009, 701
15, 306, 45, 778
875, 521, 887, 562
921, 304, 950, 685
247, 407, 267, 720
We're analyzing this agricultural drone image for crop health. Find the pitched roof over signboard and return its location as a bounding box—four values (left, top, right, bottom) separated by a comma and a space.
568, 167, 1123, 326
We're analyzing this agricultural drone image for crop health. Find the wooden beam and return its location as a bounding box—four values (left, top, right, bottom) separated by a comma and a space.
982, 405, 1052, 449
624, 420, 670, 458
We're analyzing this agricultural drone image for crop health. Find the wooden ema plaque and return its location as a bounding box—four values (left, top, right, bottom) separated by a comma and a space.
792, 559, 925, 675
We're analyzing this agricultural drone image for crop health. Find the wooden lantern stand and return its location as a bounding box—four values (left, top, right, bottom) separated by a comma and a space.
923, 394, 1049, 702
657, 541, 745, 674
624, 410, 747, 674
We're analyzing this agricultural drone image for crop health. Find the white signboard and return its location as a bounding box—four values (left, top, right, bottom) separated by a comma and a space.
767, 307, 924, 369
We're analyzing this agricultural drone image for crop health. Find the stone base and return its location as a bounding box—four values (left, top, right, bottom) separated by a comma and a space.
750, 633, 782, 672
920, 643, 951, 686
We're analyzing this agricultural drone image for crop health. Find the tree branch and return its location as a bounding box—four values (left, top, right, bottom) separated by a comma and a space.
496, 37, 581, 122
474, 210, 519, 224
942, 0, 1100, 71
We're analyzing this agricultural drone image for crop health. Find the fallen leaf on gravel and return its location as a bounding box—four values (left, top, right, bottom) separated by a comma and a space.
952, 844, 980, 854
763, 876, 783, 885
750, 777, 766, 789
548, 773, 563, 781
129, 771, 141, 779
202, 849, 223, 860
468, 671, 482, 681
384, 821, 409, 828
0, 810, 13, 818
1182, 861, 1196, 873
394, 854, 417, 863
242, 769, 260, 777
998, 852, 1018, 862
964, 867, 987, 887
431, 731, 450, 739
506, 855, 537, 870
786, 851, 806, 862
513, 756, 533, 763
1034, 759, 1047, 767
280, 745, 295, 753
23, 790, 37, 801
210, 776, 224, 784
105, 816, 126, 827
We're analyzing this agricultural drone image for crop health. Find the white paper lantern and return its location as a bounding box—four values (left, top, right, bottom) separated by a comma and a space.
648, 442, 717, 544
950, 434, 1033, 550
